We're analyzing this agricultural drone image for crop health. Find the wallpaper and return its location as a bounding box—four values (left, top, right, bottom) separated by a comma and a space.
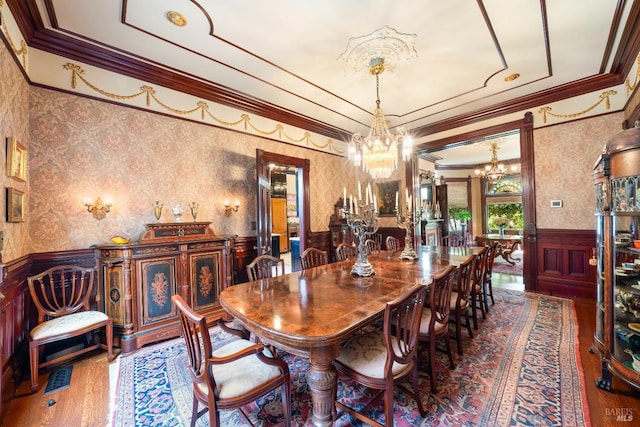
0, 35, 30, 262
27, 87, 377, 253
534, 113, 623, 230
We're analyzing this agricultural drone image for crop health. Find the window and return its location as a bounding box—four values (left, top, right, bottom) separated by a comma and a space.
486, 175, 523, 231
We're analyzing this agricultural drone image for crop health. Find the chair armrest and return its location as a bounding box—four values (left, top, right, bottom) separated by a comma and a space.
210, 316, 251, 340
208, 340, 289, 375
208, 341, 265, 365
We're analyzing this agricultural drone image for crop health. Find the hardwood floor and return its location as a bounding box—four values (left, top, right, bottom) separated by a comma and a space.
2, 274, 639, 426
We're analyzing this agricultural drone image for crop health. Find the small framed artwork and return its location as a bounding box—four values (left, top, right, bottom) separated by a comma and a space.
6, 137, 27, 182
377, 180, 400, 216
6, 187, 25, 222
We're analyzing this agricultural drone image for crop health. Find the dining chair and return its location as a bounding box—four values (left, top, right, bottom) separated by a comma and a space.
172, 295, 291, 427
419, 264, 457, 394
334, 284, 428, 426
442, 234, 465, 247
449, 254, 477, 355
470, 246, 489, 330
483, 242, 499, 311
246, 254, 285, 281
300, 247, 328, 269
26, 265, 114, 392
335, 242, 357, 261
364, 238, 381, 255
385, 236, 400, 253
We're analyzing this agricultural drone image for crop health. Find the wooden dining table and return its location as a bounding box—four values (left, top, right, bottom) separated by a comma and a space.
219, 245, 480, 426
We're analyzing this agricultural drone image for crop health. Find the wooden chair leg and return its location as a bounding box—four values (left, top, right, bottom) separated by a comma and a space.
483, 279, 490, 313
410, 362, 427, 417
429, 338, 438, 394
471, 300, 479, 330
444, 334, 455, 369
29, 343, 39, 392
191, 397, 199, 427
455, 310, 463, 355
106, 320, 114, 362
487, 278, 495, 305
464, 309, 474, 339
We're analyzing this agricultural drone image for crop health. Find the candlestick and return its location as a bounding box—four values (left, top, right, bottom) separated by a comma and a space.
340, 187, 379, 277
343, 187, 347, 208
396, 202, 421, 260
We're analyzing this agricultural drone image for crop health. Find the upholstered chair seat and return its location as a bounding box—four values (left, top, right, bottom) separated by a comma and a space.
196, 339, 283, 400
30, 311, 109, 341
336, 331, 411, 379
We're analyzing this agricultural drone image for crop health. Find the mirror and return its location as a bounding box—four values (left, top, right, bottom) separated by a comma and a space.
419, 170, 437, 216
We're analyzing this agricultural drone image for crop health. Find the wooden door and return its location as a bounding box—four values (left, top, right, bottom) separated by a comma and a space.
256, 149, 273, 255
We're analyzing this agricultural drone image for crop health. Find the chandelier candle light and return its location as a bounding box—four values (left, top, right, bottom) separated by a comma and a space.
475, 142, 506, 183
342, 182, 379, 276
396, 189, 420, 260
348, 57, 412, 180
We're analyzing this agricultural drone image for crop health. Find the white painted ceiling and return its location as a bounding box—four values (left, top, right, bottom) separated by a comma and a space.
14, 0, 640, 165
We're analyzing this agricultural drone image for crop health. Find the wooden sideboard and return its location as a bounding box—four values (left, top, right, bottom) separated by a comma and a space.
94, 225, 234, 353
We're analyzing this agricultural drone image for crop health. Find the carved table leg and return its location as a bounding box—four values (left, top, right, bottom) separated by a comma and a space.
307, 345, 340, 427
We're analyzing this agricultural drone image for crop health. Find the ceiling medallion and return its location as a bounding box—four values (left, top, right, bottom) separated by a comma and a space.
166, 11, 187, 27
338, 26, 418, 74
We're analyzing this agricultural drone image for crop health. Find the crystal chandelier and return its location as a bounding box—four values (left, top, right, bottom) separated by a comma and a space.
348, 58, 412, 180
475, 142, 505, 183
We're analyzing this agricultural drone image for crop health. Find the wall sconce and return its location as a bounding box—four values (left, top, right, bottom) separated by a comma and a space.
224, 199, 240, 214
85, 197, 112, 220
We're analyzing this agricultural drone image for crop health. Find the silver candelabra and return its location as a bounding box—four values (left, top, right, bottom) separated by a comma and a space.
396, 204, 420, 260
343, 201, 379, 276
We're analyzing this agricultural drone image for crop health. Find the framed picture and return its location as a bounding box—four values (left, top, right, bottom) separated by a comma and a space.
6, 137, 26, 182
377, 180, 400, 216
6, 187, 25, 222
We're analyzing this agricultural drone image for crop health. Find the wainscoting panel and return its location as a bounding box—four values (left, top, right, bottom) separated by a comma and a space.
535, 229, 596, 299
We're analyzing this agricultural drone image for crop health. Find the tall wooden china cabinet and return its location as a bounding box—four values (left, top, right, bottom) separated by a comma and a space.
94, 223, 234, 353
593, 125, 640, 391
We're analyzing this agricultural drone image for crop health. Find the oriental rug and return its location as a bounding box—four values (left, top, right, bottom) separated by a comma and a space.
111, 289, 589, 426
491, 249, 523, 276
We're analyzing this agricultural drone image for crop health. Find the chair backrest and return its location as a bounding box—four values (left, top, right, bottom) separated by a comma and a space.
383, 284, 428, 368
27, 265, 96, 323
473, 246, 489, 289
373, 233, 384, 247
335, 243, 357, 261
443, 234, 465, 247
455, 254, 477, 304
485, 241, 499, 277
300, 247, 328, 269
246, 254, 285, 281
364, 239, 381, 255
172, 295, 213, 389
428, 265, 457, 326
385, 236, 400, 253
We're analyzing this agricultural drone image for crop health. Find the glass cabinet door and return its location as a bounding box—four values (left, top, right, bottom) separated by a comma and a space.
594, 212, 605, 347
612, 214, 640, 372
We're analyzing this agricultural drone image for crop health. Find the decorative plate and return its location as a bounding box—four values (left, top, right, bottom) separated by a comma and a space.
629, 323, 640, 333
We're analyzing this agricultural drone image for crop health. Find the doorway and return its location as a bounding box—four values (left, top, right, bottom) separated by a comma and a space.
255, 150, 310, 269
413, 113, 535, 290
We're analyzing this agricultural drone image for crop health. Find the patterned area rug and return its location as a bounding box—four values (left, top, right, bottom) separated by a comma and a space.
112, 289, 589, 426
492, 250, 523, 276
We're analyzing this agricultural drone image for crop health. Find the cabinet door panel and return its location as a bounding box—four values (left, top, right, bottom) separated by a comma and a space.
104, 265, 126, 326
139, 258, 178, 326
190, 252, 221, 311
